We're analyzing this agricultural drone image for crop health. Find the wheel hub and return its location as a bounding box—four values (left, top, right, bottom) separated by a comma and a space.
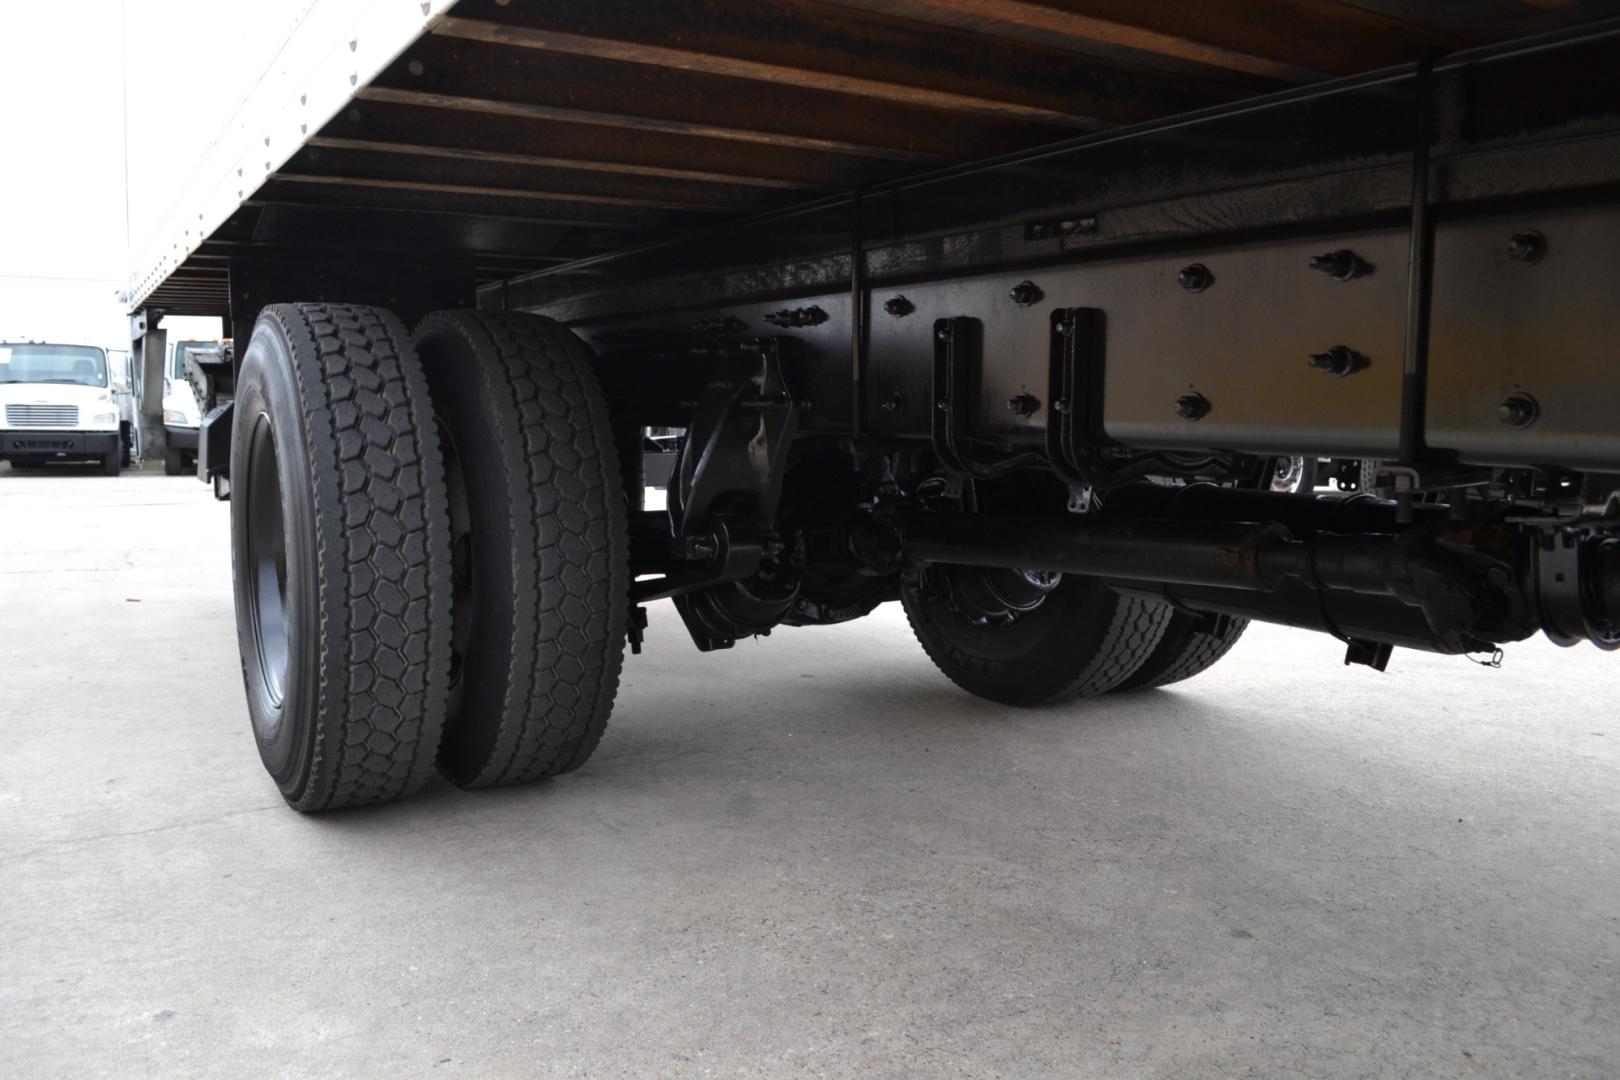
1271, 456, 1307, 493
938, 565, 1062, 625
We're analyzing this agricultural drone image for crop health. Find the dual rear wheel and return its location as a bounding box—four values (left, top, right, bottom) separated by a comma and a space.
230, 303, 625, 811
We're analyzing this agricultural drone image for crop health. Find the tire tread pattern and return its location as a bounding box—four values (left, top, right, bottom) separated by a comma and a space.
420, 310, 627, 788
272, 302, 451, 810
1115, 614, 1249, 692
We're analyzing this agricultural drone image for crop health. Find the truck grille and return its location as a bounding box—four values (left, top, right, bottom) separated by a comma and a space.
5, 404, 79, 428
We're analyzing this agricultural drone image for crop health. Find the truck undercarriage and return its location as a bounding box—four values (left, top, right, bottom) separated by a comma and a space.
128, 2, 1620, 808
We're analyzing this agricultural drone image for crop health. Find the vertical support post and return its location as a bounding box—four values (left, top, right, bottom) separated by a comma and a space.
135, 311, 168, 464
1396, 53, 1438, 518
930, 316, 978, 477
1046, 307, 1103, 489
849, 191, 866, 445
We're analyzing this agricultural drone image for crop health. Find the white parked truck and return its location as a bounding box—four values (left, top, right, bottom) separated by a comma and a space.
125, 1, 1620, 811
159, 339, 225, 476
0, 342, 124, 475
107, 348, 137, 466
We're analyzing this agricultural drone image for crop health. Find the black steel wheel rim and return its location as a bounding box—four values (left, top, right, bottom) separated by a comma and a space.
244, 412, 290, 714
934, 564, 1062, 628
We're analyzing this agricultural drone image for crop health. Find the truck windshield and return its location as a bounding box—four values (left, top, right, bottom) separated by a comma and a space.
0, 344, 109, 387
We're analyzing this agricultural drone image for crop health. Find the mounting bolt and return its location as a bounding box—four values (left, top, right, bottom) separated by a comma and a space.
1053, 398, 1072, 414
1008, 280, 1043, 306
880, 391, 903, 413
1309, 249, 1372, 281
1177, 264, 1213, 293
936, 398, 951, 412
1006, 392, 1040, 417
1497, 392, 1539, 428
936, 324, 953, 342
1307, 345, 1370, 378
882, 295, 914, 317
1505, 231, 1546, 264
1174, 393, 1211, 421
684, 534, 720, 561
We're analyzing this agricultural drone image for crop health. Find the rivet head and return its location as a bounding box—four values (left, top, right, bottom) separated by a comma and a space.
1505, 231, 1546, 264
1175, 393, 1211, 421
1497, 392, 1539, 428
880, 391, 903, 413
1177, 264, 1213, 293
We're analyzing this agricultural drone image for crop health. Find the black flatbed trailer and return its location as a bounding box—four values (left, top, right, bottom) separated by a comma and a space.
128, 1, 1620, 810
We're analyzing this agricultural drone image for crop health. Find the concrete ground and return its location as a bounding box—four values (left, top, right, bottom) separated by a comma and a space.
1, 467, 1616, 1080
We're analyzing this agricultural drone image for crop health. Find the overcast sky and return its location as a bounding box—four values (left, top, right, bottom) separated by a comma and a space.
0, 1, 126, 342
0, 1, 318, 345
1, 1, 127, 283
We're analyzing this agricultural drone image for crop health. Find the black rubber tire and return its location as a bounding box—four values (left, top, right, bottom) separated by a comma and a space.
1112, 612, 1249, 692
902, 572, 1172, 706
231, 303, 452, 811
101, 448, 121, 476
163, 447, 185, 476
414, 310, 628, 789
